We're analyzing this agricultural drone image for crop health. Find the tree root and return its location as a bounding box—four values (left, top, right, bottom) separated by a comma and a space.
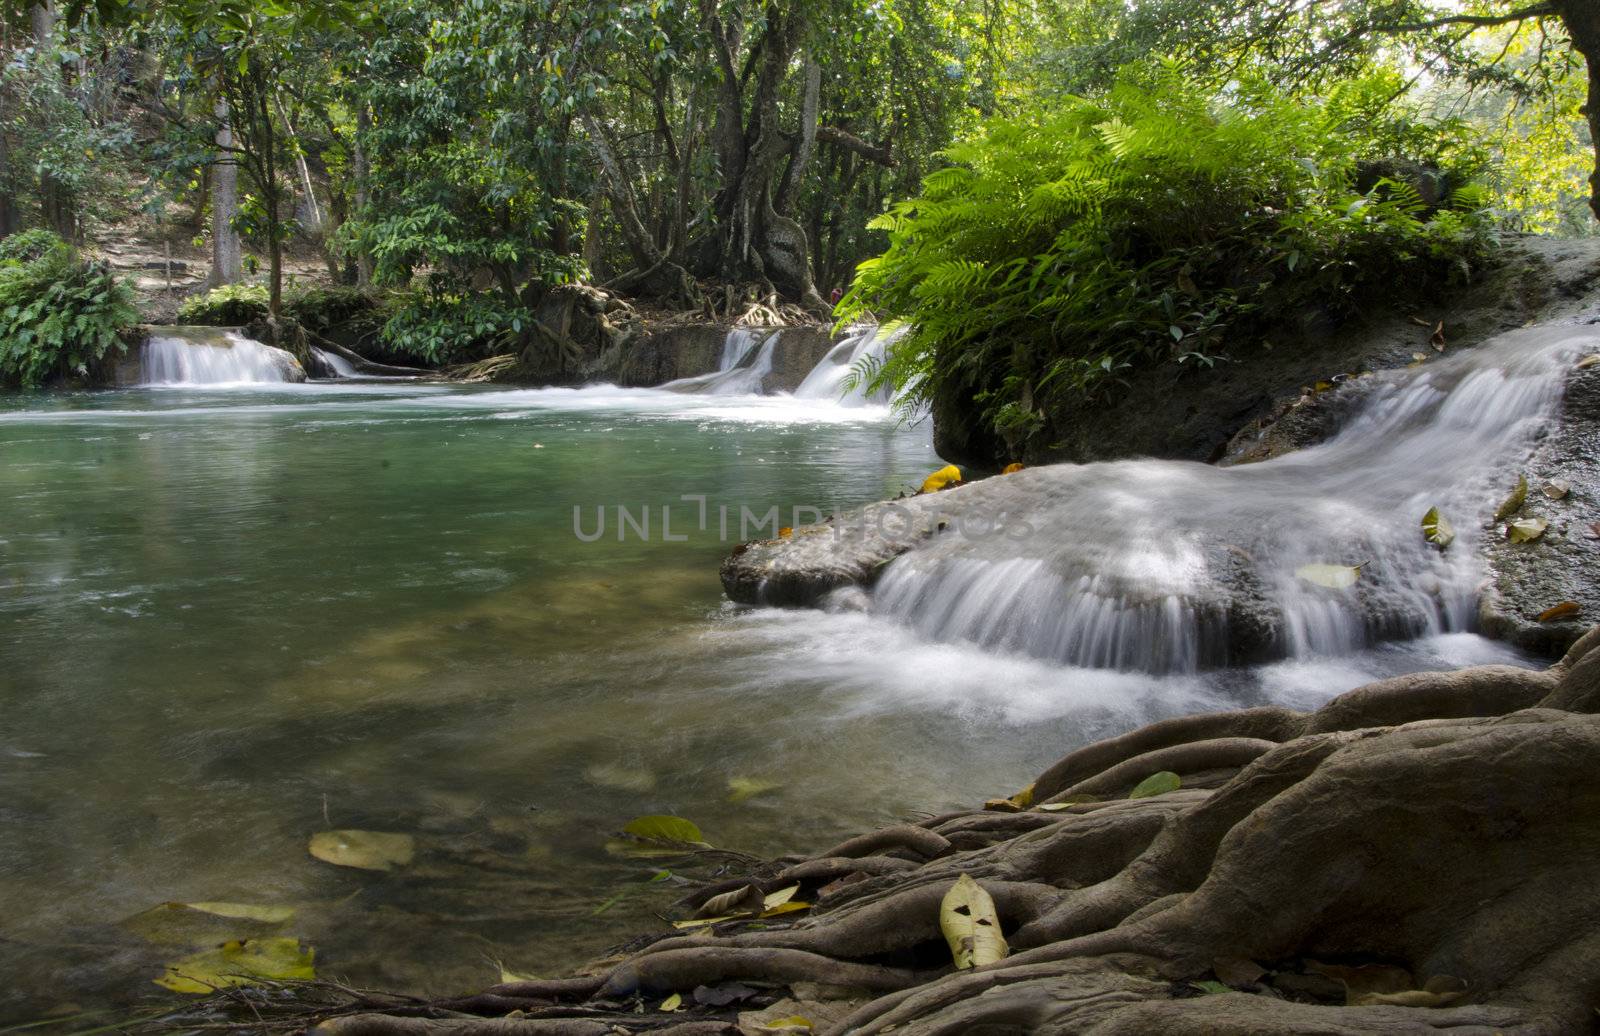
303, 638, 1600, 1036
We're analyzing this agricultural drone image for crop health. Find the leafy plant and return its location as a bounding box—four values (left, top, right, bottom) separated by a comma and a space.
378, 288, 536, 365
839, 63, 1497, 452
176, 283, 270, 325
0, 238, 139, 388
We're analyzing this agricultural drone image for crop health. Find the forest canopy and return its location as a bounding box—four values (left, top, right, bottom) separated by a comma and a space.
0, 0, 1594, 384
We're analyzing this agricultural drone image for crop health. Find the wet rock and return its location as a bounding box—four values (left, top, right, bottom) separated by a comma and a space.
1480, 354, 1600, 657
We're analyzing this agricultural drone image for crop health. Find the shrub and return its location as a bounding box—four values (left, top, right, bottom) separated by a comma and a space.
0, 238, 140, 388
378, 289, 534, 365
284, 285, 379, 336
840, 63, 1497, 449
176, 282, 269, 325
0, 228, 69, 263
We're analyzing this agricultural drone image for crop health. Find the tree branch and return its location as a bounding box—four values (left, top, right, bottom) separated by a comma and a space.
816, 126, 896, 168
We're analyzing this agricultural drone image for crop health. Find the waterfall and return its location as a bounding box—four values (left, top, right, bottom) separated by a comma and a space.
859, 324, 1594, 673
665, 330, 782, 395
312, 346, 362, 378
794, 325, 905, 405
141, 327, 306, 385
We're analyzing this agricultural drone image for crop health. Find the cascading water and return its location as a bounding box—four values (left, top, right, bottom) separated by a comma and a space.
141, 326, 306, 385
664, 329, 782, 395
860, 324, 1595, 673
312, 346, 362, 378
794, 324, 906, 405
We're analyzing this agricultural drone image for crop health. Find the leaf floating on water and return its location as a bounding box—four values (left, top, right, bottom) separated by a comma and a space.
1507, 518, 1548, 544
1493, 475, 1529, 522
308, 830, 415, 872
155, 937, 314, 994
1538, 602, 1582, 622
1129, 771, 1182, 799
1421, 507, 1455, 549
727, 777, 782, 803
180, 902, 295, 924
1543, 479, 1572, 500
622, 815, 707, 846
1295, 563, 1361, 590
919, 465, 965, 494
659, 993, 683, 1013
939, 874, 1008, 970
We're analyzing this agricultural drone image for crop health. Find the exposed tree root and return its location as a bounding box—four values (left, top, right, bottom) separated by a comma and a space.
298, 633, 1600, 1035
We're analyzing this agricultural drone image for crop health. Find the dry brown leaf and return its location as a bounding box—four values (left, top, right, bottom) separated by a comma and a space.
1538, 602, 1582, 622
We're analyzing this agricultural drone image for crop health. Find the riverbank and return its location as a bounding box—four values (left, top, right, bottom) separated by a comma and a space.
261, 631, 1600, 1035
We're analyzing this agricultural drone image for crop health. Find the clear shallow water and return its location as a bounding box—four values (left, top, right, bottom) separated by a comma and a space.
0, 378, 1531, 1020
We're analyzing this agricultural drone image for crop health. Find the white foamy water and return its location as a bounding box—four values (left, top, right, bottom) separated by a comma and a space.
794, 324, 906, 405
863, 324, 1594, 672
663, 329, 783, 395
141, 327, 305, 385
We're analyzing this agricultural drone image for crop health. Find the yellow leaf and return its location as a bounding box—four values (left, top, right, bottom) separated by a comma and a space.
1493, 475, 1528, 522
1295, 563, 1361, 589
181, 902, 295, 924
1421, 507, 1454, 549
759, 901, 811, 918
920, 465, 965, 494
727, 777, 782, 803
1577, 354, 1600, 369
1538, 601, 1582, 622
1129, 771, 1181, 798
155, 937, 314, 994
939, 874, 1008, 970
660, 993, 683, 1012
762, 885, 800, 911
671, 915, 734, 929
1001, 462, 1025, 474
1507, 517, 1548, 544
1008, 783, 1035, 809
308, 830, 415, 872
759, 1018, 814, 1032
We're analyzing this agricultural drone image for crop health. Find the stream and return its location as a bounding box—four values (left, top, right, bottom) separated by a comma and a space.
0, 339, 1539, 1019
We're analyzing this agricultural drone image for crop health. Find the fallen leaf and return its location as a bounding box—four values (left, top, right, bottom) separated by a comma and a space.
1409, 352, 1429, 366
727, 777, 782, 804
1129, 771, 1182, 799
1008, 784, 1036, 809
983, 797, 1022, 813
762, 885, 800, 911
1192, 980, 1231, 995
308, 830, 415, 872
1308, 960, 1412, 1004
1539, 602, 1582, 622
1409, 315, 1431, 327
1589, 522, 1600, 541
1578, 354, 1600, 369
1507, 517, 1548, 544
778, 527, 793, 538
940, 874, 1008, 969
1543, 479, 1571, 500
693, 982, 759, 1006
759, 901, 812, 918
757, 1018, 813, 1033
660, 993, 683, 1012
1430, 321, 1446, 351
1494, 475, 1529, 522
1421, 507, 1455, 549
919, 465, 965, 494
610, 815, 713, 856
155, 938, 314, 994
696, 884, 764, 920
1295, 563, 1362, 590
1001, 462, 1025, 474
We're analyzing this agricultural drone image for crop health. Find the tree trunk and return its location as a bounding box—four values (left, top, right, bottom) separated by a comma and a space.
1564, 1, 1600, 221
353, 105, 373, 287
210, 98, 244, 287
31, 2, 76, 242
0, 116, 19, 238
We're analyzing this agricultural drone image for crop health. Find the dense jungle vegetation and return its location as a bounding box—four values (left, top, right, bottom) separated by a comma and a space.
0, 0, 1595, 401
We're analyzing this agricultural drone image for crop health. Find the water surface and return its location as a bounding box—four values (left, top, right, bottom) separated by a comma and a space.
0, 378, 1529, 1019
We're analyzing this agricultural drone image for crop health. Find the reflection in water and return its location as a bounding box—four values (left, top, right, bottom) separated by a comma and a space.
0, 377, 1533, 1019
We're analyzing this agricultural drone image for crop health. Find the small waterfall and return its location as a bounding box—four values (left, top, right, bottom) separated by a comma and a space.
665, 330, 782, 395
312, 347, 362, 378
794, 325, 905, 405
861, 324, 1594, 673
141, 327, 305, 385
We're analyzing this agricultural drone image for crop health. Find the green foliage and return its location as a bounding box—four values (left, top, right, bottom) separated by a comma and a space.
284, 286, 379, 336
0, 229, 67, 263
177, 283, 269, 325
378, 288, 535, 366
0, 239, 138, 388
841, 64, 1497, 447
